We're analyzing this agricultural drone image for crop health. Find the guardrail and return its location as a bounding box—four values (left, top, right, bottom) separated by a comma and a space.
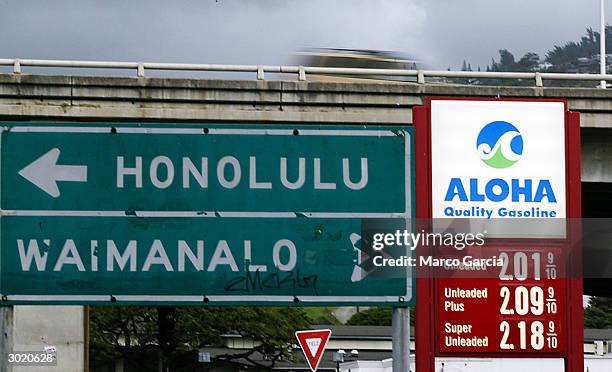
0, 58, 610, 87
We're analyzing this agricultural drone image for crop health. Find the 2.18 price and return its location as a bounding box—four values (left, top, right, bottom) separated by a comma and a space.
500, 320, 558, 350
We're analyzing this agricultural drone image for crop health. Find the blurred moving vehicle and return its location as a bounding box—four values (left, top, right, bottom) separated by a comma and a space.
288, 48, 428, 83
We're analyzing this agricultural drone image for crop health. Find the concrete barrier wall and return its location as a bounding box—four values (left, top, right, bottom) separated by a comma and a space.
1, 74, 612, 127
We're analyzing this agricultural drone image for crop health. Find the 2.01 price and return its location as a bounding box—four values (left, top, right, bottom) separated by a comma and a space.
499, 320, 558, 350
499, 251, 557, 281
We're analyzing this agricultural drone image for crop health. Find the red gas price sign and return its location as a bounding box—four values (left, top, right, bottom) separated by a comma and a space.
436, 246, 566, 354
414, 98, 583, 372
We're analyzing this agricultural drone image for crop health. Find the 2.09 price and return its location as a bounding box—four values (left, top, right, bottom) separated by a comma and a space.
499, 286, 557, 316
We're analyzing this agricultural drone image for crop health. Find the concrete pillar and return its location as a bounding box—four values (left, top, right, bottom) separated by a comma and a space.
8, 306, 85, 372
1, 307, 14, 372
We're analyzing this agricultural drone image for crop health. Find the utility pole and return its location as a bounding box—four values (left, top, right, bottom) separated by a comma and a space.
602, 0, 607, 88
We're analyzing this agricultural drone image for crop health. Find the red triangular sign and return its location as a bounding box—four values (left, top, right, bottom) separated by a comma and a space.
295, 329, 332, 371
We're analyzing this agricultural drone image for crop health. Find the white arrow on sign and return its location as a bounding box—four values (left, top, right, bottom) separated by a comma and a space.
18, 148, 88, 198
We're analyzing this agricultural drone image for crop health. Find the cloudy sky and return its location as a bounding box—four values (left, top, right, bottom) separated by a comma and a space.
0, 0, 607, 70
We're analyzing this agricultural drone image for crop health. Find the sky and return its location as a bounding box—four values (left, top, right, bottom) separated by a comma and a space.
0, 0, 609, 70
0, 0, 598, 308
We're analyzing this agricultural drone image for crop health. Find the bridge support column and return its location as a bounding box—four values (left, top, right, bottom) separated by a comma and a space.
0, 306, 85, 372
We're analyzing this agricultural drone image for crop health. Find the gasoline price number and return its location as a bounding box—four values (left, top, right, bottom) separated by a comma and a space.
497, 250, 561, 352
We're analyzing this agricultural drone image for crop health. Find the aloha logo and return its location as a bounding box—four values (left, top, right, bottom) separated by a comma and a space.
476, 120, 523, 169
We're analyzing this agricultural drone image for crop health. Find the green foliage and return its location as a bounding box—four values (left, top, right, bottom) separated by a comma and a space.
89, 306, 310, 369
516, 52, 540, 70
545, 27, 606, 70
347, 307, 392, 326
487, 49, 538, 74
303, 307, 341, 325
459, 26, 612, 86
346, 307, 415, 326
89, 307, 158, 362
584, 297, 612, 328
498, 49, 516, 69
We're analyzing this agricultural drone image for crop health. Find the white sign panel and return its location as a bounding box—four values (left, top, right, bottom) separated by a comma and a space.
430, 100, 566, 235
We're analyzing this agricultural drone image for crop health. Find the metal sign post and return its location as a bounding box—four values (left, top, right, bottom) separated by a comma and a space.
392, 307, 410, 371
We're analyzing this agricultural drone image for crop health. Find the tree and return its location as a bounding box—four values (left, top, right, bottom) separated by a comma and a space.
546, 27, 600, 68
498, 49, 515, 70
90, 306, 310, 370
516, 52, 540, 71
584, 297, 612, 328
489, 58, 498, 72
347, 307, 392, 326
89, 306, 158, 363
544, 26, 612, 74
346, 307, 415, 326
460, 25, 612, 86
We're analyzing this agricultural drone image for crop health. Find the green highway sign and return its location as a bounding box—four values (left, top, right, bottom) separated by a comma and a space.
2, 125, 409, 212
1, 216, 410, 305
0, 123, 414, 306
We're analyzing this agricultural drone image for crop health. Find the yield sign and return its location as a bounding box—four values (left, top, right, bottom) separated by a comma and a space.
295, 329, 332, 371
